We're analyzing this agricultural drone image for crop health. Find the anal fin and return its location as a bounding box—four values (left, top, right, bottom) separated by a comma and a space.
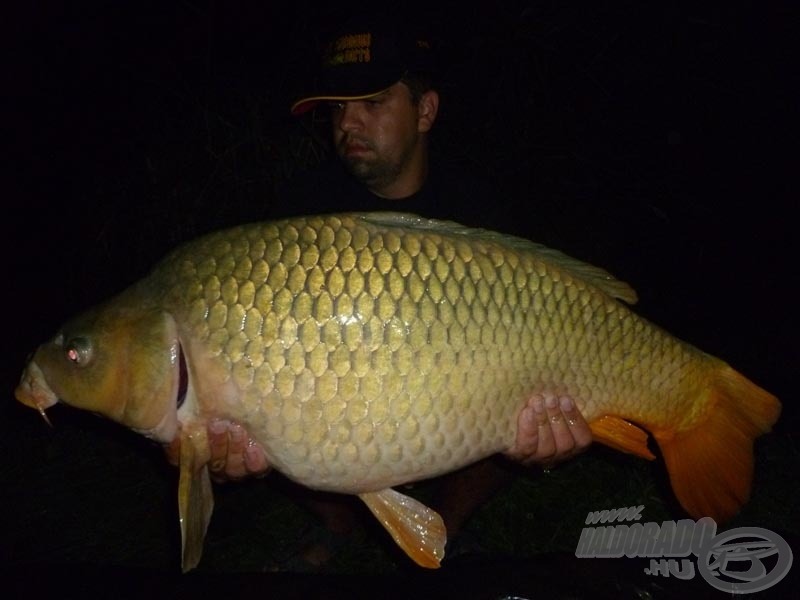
590, 415, 656, 460
359, 488, 446, 568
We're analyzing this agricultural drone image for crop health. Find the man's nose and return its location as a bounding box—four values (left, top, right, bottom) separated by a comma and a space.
337, 102, 364, 132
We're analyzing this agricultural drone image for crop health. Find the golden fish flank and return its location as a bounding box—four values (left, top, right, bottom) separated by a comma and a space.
156, 212, 776, 493
165, 216, 543, 486
15, 212, 780, 572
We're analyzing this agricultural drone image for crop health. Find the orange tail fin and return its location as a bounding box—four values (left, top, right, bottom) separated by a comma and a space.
652, 364, 780, 523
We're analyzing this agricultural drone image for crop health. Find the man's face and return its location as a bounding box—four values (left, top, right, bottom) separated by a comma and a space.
330, 82, 425, 193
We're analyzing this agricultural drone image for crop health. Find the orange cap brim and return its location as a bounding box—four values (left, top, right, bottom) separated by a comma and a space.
290, 87, 393, 116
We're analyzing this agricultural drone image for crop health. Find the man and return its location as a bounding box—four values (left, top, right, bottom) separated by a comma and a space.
168, 13, 592, 567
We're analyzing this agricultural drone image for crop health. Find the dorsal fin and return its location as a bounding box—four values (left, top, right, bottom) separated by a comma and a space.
356, 212, 638, 305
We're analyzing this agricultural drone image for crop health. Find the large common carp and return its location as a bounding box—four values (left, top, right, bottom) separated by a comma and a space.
15, 212, 780, 571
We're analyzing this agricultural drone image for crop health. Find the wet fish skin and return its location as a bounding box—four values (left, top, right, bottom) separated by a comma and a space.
15, 212, 780, 571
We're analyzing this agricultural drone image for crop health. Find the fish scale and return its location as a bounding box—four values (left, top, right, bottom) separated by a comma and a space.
15, 211, 780, 571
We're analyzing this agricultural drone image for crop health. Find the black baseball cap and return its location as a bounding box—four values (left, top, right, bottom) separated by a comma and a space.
290, 15, 435, 116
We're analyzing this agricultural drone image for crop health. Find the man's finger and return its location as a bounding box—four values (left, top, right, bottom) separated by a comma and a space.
220, 423, 248, 480
559, 396, 593, 449
507, 403, 539, 460
244, 443, 271, 477
532, 394, 557, 463
544, 394, 576, 457
208, 419, 232, 474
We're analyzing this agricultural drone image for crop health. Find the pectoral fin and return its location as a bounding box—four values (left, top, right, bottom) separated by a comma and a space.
178, 425, 214, 572
359, 488, 446, 568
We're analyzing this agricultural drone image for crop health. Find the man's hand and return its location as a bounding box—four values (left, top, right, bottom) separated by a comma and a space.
164, 419, 271, 483
505, 393, 592, 468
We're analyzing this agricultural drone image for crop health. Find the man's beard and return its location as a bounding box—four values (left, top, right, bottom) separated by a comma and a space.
342, 154, 402, 190
337, 136, 408, 191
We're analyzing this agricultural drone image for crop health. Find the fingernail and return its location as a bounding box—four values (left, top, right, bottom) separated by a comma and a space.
533, 398, 544, 413
545, 394, 558, 409
209, 419, 226, 434
560, 396, 574, 411
230, 425, 244, 441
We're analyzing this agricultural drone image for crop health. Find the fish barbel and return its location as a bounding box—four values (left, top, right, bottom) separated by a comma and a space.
15, 212, 780, 571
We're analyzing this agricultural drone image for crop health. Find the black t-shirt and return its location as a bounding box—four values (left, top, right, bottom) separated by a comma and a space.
269, 156, 511, 233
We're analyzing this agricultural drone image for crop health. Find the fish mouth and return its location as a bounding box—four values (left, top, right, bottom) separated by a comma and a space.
177, 342, 188, 410
15, 359, 58, 425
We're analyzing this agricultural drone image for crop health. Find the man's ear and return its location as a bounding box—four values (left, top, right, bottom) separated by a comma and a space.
417, 90, 439, 133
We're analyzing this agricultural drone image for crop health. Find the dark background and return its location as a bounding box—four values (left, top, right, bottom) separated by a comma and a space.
3, 1, 797, 598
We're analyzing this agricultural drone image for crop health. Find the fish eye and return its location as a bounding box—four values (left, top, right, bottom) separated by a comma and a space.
65, 337, 93, 367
